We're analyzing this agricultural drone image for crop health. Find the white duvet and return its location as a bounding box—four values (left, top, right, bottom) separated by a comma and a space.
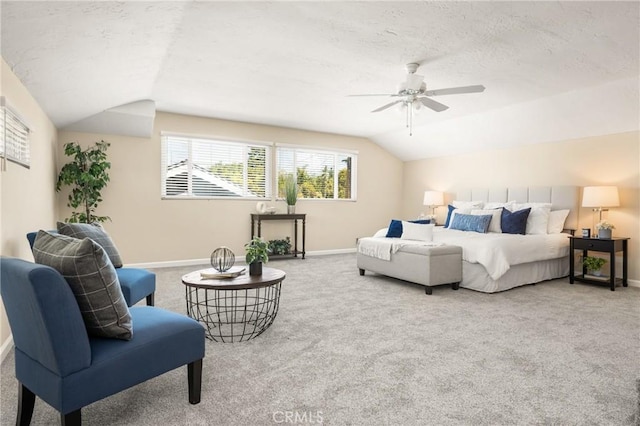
358, 228, 570, 281
432, 228, 570, 280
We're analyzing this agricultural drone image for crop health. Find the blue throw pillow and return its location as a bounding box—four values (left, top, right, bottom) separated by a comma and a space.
385, 220, 403, 238
385, 219, 431, 238
449, 213, 493, 233
501, 208, 531, 235
444, 205, 456, 228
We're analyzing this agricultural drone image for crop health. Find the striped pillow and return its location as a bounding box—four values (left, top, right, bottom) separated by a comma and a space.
33, 230, 132, 340
57, 222, 123, 268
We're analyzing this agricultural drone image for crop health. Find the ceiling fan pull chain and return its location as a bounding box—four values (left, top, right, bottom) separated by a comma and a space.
409, 102, 413, 136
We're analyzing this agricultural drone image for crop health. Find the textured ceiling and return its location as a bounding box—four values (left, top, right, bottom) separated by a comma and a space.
1, 1, 639, 160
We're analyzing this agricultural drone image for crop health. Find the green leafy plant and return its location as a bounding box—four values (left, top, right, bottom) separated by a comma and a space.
245, 237, 270, 264
268, 237, 291, 255
284, 175, 297, 206
582, 256, 607, 272
56, 141, 111, 223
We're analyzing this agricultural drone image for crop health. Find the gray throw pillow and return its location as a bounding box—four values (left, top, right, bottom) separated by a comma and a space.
33, 230, 132, 340
56, 222, 123, 268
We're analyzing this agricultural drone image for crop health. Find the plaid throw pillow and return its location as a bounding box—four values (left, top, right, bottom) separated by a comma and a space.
33, 230, 132, 340
57, 222, 123, 268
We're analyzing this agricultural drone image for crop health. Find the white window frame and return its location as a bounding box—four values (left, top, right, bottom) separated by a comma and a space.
1, 96, 31, 170
161, 132, 272, 200
275, 143, 358, 201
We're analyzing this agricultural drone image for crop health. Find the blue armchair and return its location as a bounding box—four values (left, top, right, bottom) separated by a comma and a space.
26, 231, 156, 307
0, 257, 205, 425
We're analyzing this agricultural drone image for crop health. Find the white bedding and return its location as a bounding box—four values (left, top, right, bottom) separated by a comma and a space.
432, 227, 570, 280
357, 237, 443, 261
359, 228, 570, 281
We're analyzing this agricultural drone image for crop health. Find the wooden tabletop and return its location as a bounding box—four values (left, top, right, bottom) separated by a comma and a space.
182, 267, 286, 290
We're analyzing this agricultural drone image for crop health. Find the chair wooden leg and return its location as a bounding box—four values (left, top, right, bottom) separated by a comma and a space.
146, 293, 155, 306
17, 383, 35, 426
188, 359, 202, 404
61, 409, 81, 426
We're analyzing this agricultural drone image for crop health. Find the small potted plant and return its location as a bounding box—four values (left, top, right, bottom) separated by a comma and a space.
245, 237, 269, 276
268, 237, 291, 256
596, 221, 615, 239
582, 256, 607, 276
284, 175, 297, 214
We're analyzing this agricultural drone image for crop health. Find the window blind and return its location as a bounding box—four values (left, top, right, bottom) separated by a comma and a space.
1, 97, 30, 169
276, 146, 356, 200
161, 134, 271, 199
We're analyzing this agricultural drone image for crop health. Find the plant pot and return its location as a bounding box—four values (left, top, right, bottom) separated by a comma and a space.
249, 262, 262, 276
287, 205, 296, 214
588, 269, 602, 277
598, 229, 612, 239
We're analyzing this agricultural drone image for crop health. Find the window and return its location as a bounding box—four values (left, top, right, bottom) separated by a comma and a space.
161, 134, 271, 198
1, 96, 30, 169
276, 145, 357, 200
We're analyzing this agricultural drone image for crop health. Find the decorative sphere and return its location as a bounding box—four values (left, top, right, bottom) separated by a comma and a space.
210, 247, 235, 272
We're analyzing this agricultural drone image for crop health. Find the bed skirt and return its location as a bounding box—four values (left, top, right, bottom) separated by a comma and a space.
461, 256, 569, 293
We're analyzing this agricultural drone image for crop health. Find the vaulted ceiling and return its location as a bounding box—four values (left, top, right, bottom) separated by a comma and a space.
2, 1, 638, 161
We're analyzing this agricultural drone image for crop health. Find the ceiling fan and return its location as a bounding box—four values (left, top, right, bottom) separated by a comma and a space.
349, 63, 485, 135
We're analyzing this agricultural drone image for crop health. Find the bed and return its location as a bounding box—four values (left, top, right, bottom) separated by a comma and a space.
357, 186, 580, 293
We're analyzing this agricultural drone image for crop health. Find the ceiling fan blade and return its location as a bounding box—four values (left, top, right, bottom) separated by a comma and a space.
419, 97, 449, 112
347, 93, 397, 97
406, 74, 424, 91
424, 85, 485, 96
371, 100, 403, 113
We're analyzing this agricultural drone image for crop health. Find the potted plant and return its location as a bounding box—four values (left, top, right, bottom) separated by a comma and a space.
268, 237, 291, 256
284, 175, 297, 214
245, 237, 269, 276
582, 256, 607, 276
596, 220, 615, 239
56, 140, 111, 223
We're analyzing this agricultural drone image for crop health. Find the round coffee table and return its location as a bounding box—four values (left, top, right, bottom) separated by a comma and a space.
181, 267, 285, 342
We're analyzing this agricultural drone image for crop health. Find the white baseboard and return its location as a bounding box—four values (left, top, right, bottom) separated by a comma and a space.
1, 334, 13, 364
126, 248, 356, 269
305, 248, 356, 256
627, 279, 640, 288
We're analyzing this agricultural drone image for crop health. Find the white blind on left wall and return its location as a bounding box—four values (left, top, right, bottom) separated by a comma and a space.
1, 96, 31, 169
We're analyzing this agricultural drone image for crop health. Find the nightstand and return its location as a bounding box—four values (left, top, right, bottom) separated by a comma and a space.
568, 236, 629, 291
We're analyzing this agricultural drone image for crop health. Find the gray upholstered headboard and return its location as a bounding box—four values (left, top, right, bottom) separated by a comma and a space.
454, 186, 580, 230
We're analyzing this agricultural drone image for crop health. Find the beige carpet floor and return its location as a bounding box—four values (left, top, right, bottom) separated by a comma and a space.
1, 253, 639, 425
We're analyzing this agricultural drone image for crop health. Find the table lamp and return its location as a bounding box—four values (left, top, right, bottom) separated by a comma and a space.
423, 191, 444, 223
581, 185, 619, 228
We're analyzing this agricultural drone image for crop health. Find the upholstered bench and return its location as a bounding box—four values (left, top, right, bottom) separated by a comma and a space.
27, 231, 156, 307
357, 240, 463, 295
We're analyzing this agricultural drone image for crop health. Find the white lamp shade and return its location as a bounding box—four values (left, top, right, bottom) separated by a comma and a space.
423, 190, 444, 206
582, 186, 620, 208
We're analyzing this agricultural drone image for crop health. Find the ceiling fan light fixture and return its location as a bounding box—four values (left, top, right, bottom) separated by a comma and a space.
349, 62, 484, 136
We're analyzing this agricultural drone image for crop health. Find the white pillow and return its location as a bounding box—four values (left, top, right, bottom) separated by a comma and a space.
452, 200, 484, 209
484, 201, 516, 210
373, 228, 388, 238
513, 202, 552, 235
447, 208, 473, 228
400, 222, 434, 241
547, 209, 570, 234
471, 208, 503, 233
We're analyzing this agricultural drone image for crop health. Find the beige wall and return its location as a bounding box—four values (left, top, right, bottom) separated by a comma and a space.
402, 132, 640, 281
0, 58, 59, 350
58, 112, 404, 264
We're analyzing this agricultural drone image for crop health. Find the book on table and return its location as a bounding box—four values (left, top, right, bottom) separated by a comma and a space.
200, 266, 246, 279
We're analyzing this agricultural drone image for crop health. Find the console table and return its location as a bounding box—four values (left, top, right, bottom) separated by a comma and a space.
251, 214, 306, 259
568, 236, 629, 291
